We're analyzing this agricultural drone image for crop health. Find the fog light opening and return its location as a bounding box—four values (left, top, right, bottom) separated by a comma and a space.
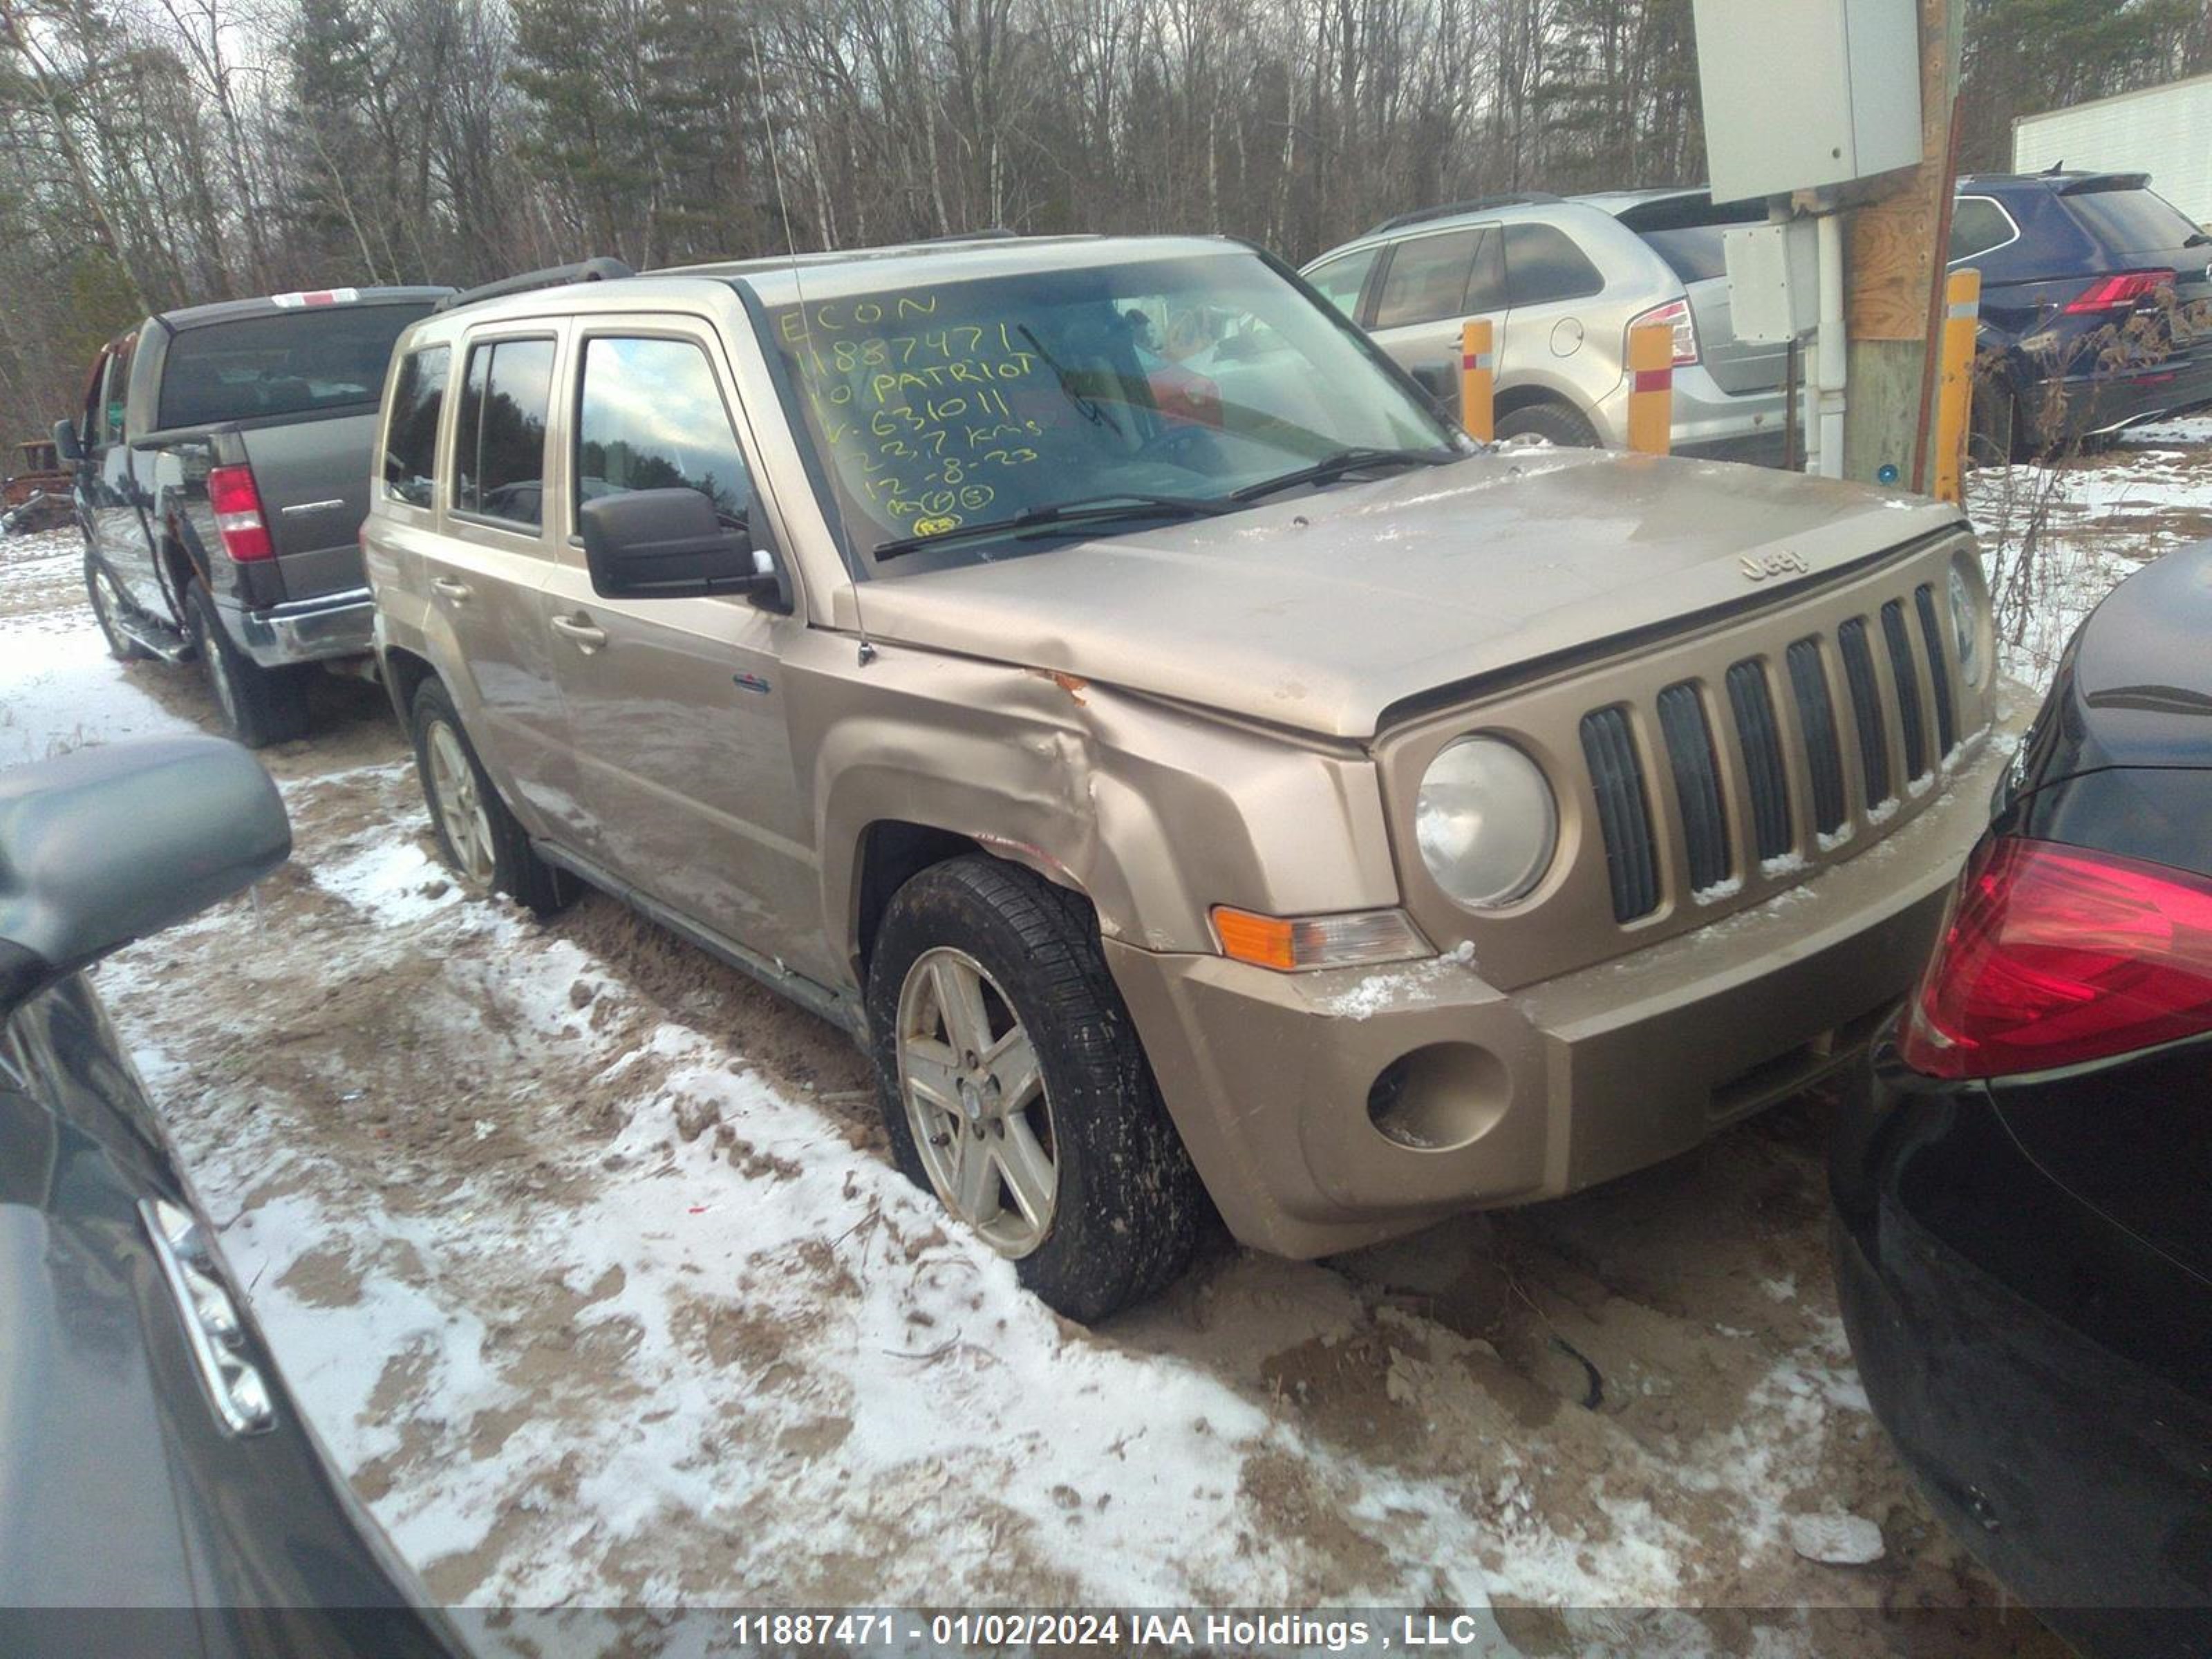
1365, 1042, 1509, 1152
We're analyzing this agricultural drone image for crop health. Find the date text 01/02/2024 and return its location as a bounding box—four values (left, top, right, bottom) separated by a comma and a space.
724, 1612, 1527, 1650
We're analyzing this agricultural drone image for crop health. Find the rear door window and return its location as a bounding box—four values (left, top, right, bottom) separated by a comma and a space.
1305, 247, 1380, 319
1503, 223, 1606, 306
574, 337, 753, 526
1373, 229, 1481, 329
1948, 198, 2017, 263
156, 303, 433, 429
453, 337, 556, 529
2063, 186, 2204, 256
382, 346, 449, 508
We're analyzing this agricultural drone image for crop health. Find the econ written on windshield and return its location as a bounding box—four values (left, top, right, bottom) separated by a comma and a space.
761, 250, 1450, 568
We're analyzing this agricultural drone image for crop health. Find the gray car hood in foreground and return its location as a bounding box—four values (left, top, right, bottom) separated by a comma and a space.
850, 447, 1966, 739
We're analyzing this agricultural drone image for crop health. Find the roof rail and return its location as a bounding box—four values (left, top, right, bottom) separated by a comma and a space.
1363, 192, 1564, 236
435, 256, 636, 312
918, 227, 1020, 243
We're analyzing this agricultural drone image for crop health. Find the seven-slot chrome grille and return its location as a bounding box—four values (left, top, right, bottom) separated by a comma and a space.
1583, 581, 1966, 924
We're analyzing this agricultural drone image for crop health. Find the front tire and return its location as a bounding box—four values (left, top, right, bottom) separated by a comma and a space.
86, 552, 149, 662
408, 677, 575, 915
182, 580, 310, 748
865, 856, 1203, 1321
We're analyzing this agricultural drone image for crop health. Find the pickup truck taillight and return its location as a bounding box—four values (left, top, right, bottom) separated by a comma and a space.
207, 465, 274, 561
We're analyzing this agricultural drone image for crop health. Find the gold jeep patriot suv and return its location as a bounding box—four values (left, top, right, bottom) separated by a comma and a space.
366, 235, 2007, 1320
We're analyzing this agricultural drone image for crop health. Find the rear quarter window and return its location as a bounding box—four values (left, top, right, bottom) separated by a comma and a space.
156, 303, 433, 430
1949, 197, 2017, 263
382, 346, 449, 508
1638, 225, 1730, 283
1503, 223, 1605, 306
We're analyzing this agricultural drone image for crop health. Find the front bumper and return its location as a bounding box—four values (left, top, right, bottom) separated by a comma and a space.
1107, 721, 2011, 1259
1831, 1058, 2212, 1657
215, 586, 376, 668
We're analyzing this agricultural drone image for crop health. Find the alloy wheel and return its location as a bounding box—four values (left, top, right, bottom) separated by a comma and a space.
895, 946, 1058, 1257
426, 718, 496, 887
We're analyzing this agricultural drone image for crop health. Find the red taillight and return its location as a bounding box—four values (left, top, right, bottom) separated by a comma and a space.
206, 465, 272, 562
1900, 837, 2212, 1080
1629, 299, 1699, 368
2063, 269, 2173, 315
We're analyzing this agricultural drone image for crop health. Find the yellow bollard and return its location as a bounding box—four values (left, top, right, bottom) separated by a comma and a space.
1932, 268, 1982, 505
1626, 324, 1674, 455
1459, 319, 1494, 442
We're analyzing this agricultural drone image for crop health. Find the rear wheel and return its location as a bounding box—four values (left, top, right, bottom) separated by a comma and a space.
182, 580, 311, 748
409, 677, 575, 915
1494, 400, 1602, 448
85, 553, 149, 662
865, 856, 1203, 1321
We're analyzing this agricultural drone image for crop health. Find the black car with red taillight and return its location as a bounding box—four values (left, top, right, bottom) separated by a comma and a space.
1830, 541, 2212, 1657
56, 286, 451, 748
1950, 171, 2212, 460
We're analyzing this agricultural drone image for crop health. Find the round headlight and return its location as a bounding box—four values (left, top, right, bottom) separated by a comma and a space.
1948, 557, 1984, 686
1416, 737, 1557, 909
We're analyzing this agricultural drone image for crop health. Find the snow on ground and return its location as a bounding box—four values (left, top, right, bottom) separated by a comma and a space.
0, 529, 196, 762
1969, 411, 2212, 690
6, 445, 2146, 1655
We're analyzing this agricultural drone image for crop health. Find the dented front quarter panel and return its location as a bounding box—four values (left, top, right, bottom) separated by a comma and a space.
787, 640, 1402, 989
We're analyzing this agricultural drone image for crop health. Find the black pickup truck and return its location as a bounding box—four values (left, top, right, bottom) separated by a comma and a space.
56, 288, 449, 746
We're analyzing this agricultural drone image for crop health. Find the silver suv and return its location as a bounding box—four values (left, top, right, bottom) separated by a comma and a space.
1303, 190, 1791, 462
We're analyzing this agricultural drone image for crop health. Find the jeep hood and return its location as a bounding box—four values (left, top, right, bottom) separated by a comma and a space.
843, 447, 1967, 740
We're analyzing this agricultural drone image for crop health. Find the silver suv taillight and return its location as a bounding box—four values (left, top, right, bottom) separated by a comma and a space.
1629, 297, 1700, 367
141, 1197, 275, 1434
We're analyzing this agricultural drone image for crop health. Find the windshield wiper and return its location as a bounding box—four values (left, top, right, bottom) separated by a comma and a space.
1018, 325, 1123, 438
872, 492, 1234, 562
1228, 444, 1459, 504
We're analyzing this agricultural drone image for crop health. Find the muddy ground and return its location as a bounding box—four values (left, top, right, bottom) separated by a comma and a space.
12, 418, 2189, 1659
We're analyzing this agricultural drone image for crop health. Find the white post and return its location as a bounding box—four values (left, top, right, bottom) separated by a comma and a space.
1816, 211, 1848, 478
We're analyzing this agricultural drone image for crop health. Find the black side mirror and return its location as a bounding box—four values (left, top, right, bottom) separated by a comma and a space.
50, 420, 82, 467
579, 488, 778, 602
0, 737, 290, 1012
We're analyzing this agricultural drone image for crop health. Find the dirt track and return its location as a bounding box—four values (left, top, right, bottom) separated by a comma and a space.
1, 520, 2086, 1656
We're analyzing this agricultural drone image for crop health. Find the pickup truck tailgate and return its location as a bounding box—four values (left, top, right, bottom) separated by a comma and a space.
236, 409, 378, 602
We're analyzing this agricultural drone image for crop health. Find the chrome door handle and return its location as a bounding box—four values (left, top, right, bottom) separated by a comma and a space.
431, 576, 472, 603
550, 612, 608, 652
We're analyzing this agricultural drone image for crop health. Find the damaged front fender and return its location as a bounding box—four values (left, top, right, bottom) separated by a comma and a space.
796, 643, 1402, 986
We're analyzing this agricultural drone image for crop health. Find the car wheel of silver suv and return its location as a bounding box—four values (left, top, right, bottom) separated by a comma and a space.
865, 856, 1204, 1321
409, 678, 576, 915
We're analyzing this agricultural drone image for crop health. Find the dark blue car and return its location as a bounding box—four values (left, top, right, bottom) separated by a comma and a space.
1950, 171, 2212, 458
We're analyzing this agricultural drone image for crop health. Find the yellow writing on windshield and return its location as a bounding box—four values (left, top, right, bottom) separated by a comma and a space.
782, 291, 1051, 541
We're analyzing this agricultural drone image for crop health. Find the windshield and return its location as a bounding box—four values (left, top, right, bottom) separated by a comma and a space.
158, 303, 435, 429
760, 250, 1459, 571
